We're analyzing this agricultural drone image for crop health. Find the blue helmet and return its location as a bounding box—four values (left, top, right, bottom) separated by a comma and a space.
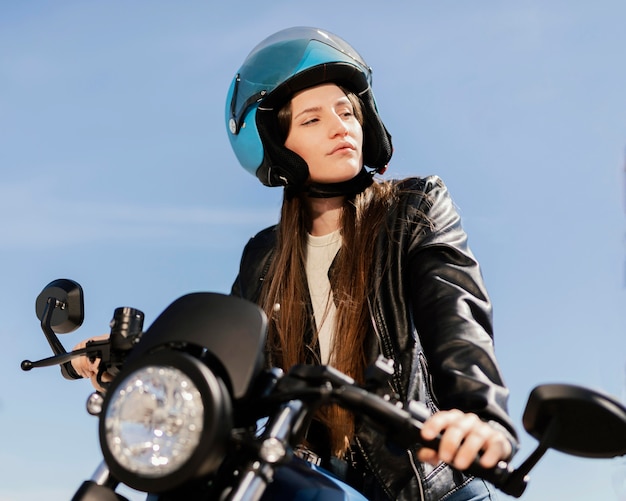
225, 26, 393, 188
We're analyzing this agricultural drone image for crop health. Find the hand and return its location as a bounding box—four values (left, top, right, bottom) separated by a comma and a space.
417, 409, 512, 470
70, 334, 113, 391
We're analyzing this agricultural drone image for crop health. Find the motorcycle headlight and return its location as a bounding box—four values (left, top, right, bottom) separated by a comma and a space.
100, 350, 232, 493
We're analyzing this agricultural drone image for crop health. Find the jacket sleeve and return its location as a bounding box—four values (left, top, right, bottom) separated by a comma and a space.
406, 176, 518, 446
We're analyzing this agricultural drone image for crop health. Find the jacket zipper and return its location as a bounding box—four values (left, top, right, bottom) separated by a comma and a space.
366, 297, 425, 500
367, 296, 404, 400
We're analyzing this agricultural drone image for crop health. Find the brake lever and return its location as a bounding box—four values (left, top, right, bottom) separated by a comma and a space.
21, 339, 111, 376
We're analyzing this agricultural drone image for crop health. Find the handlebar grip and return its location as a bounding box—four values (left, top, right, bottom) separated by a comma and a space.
465, 458, 526, 497
406, 401, 527, 497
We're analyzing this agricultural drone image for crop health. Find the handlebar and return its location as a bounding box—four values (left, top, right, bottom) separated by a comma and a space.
341, 383, 525, 497
278, 363, 528, 497
21, 304, 144, 389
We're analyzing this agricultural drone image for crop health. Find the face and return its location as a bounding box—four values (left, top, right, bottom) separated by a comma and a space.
284, 84, 363, 184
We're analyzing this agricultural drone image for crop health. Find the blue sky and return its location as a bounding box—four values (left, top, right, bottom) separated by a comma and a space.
1, 1, 625, 500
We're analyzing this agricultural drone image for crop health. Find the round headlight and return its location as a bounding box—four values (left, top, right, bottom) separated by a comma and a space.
100, 350, 232, 493
104, 365, 204, 476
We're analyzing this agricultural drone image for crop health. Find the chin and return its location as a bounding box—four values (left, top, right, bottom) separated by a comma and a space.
309, 163, 362, 184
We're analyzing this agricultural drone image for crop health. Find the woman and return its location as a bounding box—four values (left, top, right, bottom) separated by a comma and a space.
226, 27, 517, 500
74, 26, 517, 501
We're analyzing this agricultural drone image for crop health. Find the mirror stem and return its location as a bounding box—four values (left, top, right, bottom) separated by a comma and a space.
41, 297, 68, 356
505, 417, 559, 494
40, 297, 81, 379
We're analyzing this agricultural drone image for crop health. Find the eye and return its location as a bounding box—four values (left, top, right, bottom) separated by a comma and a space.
337, 106, 355, 119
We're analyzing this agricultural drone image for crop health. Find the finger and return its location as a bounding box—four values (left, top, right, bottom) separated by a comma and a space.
450, 420, 494, 470
71, 357, 90, 378
71, 355, 103, 379
420, 409, 464, 440
416, 447, 439, 465
478, 434, 512, 468
90, 374, 107, 393
88, 358, 101, 373
432, 412, 481, 465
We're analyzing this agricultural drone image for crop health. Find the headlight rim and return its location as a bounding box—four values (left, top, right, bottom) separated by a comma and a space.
99, 348, 232, 493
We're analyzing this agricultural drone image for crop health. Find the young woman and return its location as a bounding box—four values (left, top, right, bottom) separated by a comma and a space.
74, 26, 518, 501
226, 27, 518, 500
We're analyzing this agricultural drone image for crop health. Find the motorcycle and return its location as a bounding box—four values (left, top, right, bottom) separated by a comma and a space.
21, 278, 626, 500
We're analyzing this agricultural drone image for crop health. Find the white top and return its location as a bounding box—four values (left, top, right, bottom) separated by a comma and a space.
305, 230, 342, 365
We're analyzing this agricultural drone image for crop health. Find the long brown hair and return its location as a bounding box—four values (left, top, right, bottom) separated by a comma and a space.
260, 87, 396, 455
261, 183, 395, 455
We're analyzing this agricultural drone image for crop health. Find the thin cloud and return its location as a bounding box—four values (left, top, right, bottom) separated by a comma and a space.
0, 181, 276, 248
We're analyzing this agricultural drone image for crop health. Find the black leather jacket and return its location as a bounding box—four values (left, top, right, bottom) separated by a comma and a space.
231, 176, 518, 500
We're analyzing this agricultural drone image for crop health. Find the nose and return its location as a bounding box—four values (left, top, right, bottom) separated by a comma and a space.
329, 113, 349, 137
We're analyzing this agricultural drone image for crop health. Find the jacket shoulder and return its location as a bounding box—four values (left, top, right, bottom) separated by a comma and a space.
245, 224, 278, 250
231, 225, 276, 300
389, 175, 453, 225
393, 175, 447, 197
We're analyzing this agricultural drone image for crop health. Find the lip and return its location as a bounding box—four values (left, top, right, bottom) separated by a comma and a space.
329, 141, 355, 155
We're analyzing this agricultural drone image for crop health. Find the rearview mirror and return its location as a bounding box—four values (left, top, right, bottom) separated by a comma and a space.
523, 383, 626, 458
35, 278, 84, 334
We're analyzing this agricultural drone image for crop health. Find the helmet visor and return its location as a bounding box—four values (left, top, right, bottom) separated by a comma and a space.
229, 27, 372, 133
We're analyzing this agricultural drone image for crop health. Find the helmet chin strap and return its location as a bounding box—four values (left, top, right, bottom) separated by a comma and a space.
297, 167, 375, 198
